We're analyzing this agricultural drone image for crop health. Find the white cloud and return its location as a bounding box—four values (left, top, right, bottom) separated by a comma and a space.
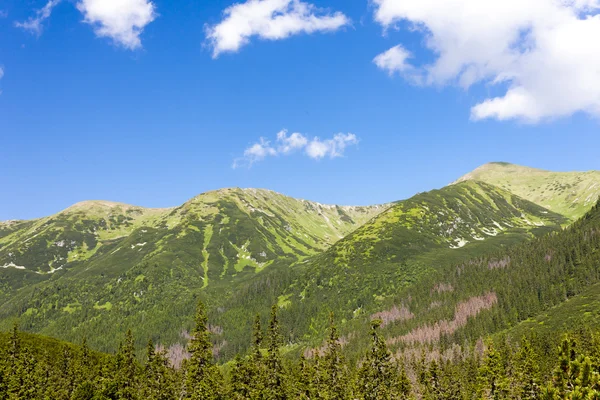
373, 0, 600, 122
77, 0, 157, 50
305, 133, 359, 159
238, 137, 278, 167
233, 130, 358, 168
277, 130, 308, 153
15, 0, 61, 36
373, 45, 411, 74
373, 44, 423, 84
206, 0, 350, 58
0, 67, 4, 80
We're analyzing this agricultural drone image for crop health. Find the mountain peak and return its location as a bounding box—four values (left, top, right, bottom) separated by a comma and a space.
454, 162, 600, 220
454, 162, 548, 184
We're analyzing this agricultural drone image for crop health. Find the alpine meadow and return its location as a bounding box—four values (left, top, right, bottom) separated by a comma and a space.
3, 0, 600, 398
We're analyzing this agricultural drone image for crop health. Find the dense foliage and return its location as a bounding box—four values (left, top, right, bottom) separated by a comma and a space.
0, 182, 569, 362
4, 302, 600, 399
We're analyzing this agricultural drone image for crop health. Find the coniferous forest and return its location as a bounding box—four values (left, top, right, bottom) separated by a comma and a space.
3, 301, 600, 399
2, 176, 600, 399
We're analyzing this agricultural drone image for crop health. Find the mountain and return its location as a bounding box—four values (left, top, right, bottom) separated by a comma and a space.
0, 164, 597, 363
334, 195, 600, 362
0, 188, 386, 354
0, 189, 385, 280
455, 162, 600, 220
264, 180, 567, 355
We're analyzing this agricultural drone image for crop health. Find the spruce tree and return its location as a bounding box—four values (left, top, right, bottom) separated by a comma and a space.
322, 313, 348, 400
116, 329, 139, 400
397, 362, 412, 400
72, 337, 96, 400
265, 305, 287, 400
356, 319, 399, 400
184, 300, 223, 400
514, 337, 540, 399
250, 314, 267, 397
477, 340, 509, 400
143, 339, 176, 400
296, 355, 317, 399
229, 354, 254, 400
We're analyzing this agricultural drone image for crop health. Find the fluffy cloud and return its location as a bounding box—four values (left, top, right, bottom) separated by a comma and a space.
373, 0, 600, 122
305, 133, 359, 159
77, 0, 157, 50
206, 0, 350, 58
373, 45, 411, 74
277, 130, 308, 153
15, 0, 61, 35
233, 130, 358, 168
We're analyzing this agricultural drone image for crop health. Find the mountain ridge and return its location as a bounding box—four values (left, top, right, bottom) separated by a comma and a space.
1, 162, 599, 362
454, 162, 600, 220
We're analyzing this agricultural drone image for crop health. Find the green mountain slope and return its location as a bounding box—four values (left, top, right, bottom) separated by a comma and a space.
503, 282, 600, 343
0, 170, 590, 363
0, 188, 386, 354
265, 181, 567, 354
347, 199, 600, 363
455, 162, 600, 220
0, 189, 385, 282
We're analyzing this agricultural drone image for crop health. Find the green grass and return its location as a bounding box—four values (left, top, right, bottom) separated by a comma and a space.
456, 162, 600, 220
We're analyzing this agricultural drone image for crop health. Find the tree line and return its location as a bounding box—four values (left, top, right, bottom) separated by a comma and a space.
2, 299, 600, 399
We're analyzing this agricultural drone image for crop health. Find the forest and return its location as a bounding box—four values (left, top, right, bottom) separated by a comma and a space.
2, 299, 600, 399
3, 197, 600, 399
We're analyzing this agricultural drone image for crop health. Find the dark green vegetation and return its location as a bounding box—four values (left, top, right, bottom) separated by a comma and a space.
3, 301, 600, 399
1, 162, 600, 372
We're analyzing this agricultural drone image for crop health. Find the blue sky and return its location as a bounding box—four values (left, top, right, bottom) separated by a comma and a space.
1, 0, 600, 220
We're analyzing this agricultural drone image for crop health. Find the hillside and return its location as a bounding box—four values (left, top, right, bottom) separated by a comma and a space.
455, 162, 600, 220
349, 198, 600, 364
0, 188, 386, 355
0, 189, 385, 283
264, 181, 568, 357
0, 168, 597, 363
503, 282, 600, 344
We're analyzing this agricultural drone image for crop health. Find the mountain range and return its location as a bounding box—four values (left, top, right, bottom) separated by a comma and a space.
1, 162, 599, 361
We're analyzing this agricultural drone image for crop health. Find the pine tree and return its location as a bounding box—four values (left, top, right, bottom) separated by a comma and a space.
143, 339, 176, 400
229, 355, 254, 400
322, 313, 348, 400
184, 300, 223, 400
265, 305, 287, 400
514, 337, 540, 399
72, 337, 96, 400
543, 337, 600, 399
356, 319, 400, 400
397, 362, 412, 400
296, 355, 317, 399
477, 341, 509, 400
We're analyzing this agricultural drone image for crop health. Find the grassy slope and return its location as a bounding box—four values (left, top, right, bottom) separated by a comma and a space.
0, 188, 386, 356
455, 162, 600, 220
0, 178, 584, 362
258, 181, 568, 359
0, 189, 385, 281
